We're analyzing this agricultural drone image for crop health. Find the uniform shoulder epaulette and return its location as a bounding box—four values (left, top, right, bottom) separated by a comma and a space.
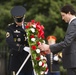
8, 23, 14, 27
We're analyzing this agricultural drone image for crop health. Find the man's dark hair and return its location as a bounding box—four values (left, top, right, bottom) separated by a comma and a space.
61, 4, 76, 15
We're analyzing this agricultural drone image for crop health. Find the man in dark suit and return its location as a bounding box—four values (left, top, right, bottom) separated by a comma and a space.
38, 4, 76, 75
6, 6, 34, 75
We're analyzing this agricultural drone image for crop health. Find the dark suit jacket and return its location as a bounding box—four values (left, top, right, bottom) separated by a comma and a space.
50, 19, 76, 69
6, 23, 33, 73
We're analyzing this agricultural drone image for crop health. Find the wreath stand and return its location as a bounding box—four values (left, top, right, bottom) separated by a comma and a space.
16, 53, 36, 75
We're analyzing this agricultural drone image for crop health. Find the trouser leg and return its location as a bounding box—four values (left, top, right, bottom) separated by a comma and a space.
67, 68, 76, 75
72, 68, 76, 74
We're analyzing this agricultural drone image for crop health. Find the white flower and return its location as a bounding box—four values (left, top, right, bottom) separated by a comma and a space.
32, 24, 36, 28
42, 63, 45, 67
44, 64, 48, 67
40, 55, 44, 60
30, 28, 35, 33
36, 49, 40, 53
45, 68, 48, 74
42, 63, 48, 68
45, 70, 48, 75
40, 71, 44, 75
43, 40, 46, 43
43, 56, 47, 60
26, 33, 28, 35
31, 38, 35, 42
39, 61, 42, 66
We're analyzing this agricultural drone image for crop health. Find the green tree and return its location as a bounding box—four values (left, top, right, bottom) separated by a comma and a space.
0, 0, 76, 46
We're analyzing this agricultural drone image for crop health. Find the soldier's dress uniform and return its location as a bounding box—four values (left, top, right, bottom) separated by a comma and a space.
46, 36, 61, 75
6, 6, 34, 75
46, 54, 61, 75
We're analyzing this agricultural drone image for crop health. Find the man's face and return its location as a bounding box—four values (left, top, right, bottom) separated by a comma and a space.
48, 39, 55, 45
61, 12, 70, 23
14, 16, 25, 26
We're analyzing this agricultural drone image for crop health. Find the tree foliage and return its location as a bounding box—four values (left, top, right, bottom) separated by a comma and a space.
0, 0, 76, 46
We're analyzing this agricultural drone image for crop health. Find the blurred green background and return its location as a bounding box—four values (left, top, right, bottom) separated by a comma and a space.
0, 0, 76, 75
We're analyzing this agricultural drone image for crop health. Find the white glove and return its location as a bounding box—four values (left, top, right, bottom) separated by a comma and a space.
53, 55, 59, 61
23, 47, 31, 54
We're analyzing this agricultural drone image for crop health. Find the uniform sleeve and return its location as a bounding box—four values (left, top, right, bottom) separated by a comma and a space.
6, 27, 24, 52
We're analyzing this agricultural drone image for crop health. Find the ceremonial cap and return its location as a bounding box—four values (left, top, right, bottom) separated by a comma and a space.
46, 36, 57, 41
11, 6, 26, 17
46, 35, 56, 45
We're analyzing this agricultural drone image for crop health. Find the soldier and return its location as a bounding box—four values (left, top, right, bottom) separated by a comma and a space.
6, 6, 34, 75
46, 36, 61, 75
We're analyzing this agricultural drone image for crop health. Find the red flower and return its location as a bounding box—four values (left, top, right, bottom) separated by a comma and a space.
40, 51, 47, 55
45, 67, 48, 71
42, 62, 44, 67
36, 56, 40, 60
31, 45, 36, 50
31, 20, 35, 24
30, 35, 35, 38
25, 25, 30, 29
37, 41, 41, 45
38, 30, 45, 39
41, 35, 45, 39
36, 24, 45, 39
36, 24, 41, 31
36, 22, 40, 25
41, 25, 44, 30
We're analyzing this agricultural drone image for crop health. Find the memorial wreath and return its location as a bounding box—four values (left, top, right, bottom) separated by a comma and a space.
25, 20, 48, 75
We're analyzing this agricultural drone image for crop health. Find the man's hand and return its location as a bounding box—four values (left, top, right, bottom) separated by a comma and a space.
23, 47, 31, 54
38, 43, 51, 54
